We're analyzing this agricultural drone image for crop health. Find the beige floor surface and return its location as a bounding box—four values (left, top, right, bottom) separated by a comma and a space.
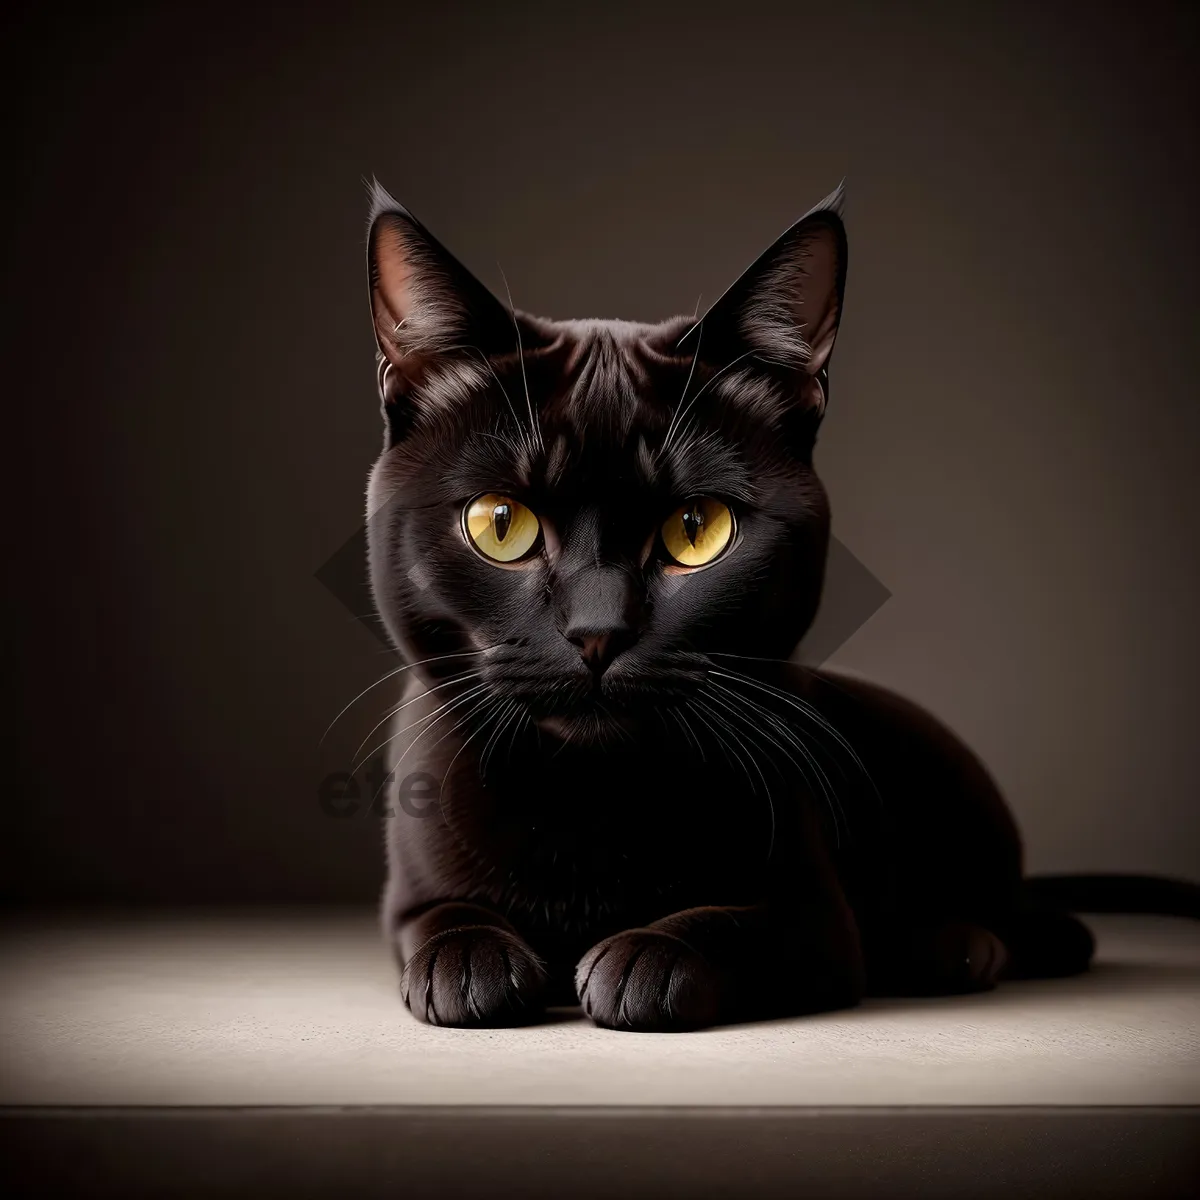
1, 911, 1196, 1109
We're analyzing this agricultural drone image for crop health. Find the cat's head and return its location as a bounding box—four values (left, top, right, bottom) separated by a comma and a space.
364, 182, 846, 744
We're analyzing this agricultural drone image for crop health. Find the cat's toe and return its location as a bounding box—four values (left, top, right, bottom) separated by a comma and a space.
911, 922, 1008, 993
939, 922, 1009, 990
576, 929, 722, 1032
401, 926, 547, 1027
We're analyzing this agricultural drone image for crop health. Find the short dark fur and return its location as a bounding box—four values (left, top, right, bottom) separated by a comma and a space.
360, 182, 1189, 1030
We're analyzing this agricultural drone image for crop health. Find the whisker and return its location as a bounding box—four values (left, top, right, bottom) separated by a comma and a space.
705, 649, 797, 666
657, 347, 763, 458
479, 699, 520, 780
660, 319, 704, 451
708, 667, 877, 797
321, 647, 493, 744
370, 690, 498, 814
436, 695, 511, 815
706, 678, 844, 850
665, 704, 707, 762
681, 700, 715, 772
354, 681, 491, 775
691, 695, 760, 799
503, 704, 527, 767
497, 266, 543, 453
697, 685, 782, 857
698, 692, 772, 798
351, 669, 484, 763
456, 342, 537, 456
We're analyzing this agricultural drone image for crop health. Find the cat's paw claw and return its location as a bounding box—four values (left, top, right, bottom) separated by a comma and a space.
401, 926, 547, 1027
576, 929, 722, 1032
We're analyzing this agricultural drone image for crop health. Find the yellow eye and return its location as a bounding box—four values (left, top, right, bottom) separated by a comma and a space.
463, 493, 541, 563
661, 498, 734, 567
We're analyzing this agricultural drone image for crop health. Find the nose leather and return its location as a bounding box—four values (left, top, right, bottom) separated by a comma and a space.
569, 629, 634, 674
556, 562, 642, 674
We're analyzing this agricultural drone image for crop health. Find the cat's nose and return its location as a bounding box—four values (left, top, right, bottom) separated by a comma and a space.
566, 628, 636, 676
555, 557, 643, 674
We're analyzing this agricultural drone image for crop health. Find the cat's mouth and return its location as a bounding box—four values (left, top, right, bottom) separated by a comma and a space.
493, 656, 708, 745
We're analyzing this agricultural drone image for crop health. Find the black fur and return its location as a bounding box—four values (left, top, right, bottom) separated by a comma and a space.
359, 183, 1197, 1030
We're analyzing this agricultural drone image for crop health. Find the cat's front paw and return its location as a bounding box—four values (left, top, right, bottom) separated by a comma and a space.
576, 929, 723, 1032
400, 926, 547, 1027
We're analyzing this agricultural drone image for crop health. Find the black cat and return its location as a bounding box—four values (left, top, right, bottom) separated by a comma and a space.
360, 182, 1198, 1031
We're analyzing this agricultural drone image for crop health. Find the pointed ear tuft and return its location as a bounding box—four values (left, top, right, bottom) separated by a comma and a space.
682, 183, 848, 413
741, 206, 845, 372
806, 179, 846, 221
366, 176, 403, 231
369, 195, 472, 369
365, 182, 519, 399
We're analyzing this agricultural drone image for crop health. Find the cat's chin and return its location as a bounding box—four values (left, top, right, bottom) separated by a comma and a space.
536, 711, 638, 746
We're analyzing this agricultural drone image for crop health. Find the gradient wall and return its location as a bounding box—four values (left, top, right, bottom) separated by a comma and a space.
5, 1, 1197, 902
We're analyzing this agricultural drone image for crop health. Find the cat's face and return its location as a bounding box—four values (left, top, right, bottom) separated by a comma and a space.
364, 185, 846, 744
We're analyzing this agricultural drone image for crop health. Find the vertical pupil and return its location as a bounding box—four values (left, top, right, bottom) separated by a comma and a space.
682, 504, 704, 547
493, 502, 512, 542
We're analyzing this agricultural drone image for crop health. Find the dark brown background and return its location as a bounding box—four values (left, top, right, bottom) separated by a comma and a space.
4, 1, 1197, 904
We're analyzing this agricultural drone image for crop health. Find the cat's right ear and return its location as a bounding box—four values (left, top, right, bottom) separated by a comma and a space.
366, 181, 518, 407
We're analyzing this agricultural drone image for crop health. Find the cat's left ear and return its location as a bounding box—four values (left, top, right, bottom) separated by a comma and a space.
682, 182, 847, 414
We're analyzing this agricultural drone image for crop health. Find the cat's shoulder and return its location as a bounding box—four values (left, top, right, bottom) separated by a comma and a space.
803, 665, 971, 747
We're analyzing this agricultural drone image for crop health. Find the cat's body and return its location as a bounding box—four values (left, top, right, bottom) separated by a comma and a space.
359, 183, 1160, 1030
381, 660, 1062, 1027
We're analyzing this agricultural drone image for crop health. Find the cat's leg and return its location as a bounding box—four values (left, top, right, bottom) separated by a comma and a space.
863, 920, 1010, 996
997, 910, 1095, 979
394, 901, 548, 1027
575, 900, 865, 1032
862, 909, 1094, 995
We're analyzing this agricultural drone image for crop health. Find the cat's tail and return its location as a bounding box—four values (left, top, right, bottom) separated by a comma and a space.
1023, 873, 1200, 919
